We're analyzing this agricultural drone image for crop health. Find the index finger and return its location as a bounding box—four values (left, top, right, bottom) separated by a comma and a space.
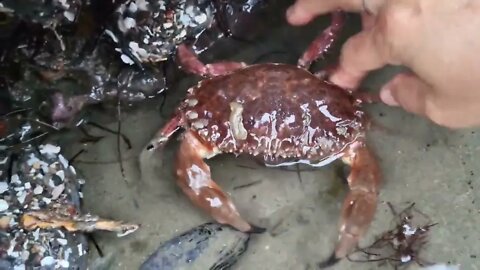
286, 0, 379, 25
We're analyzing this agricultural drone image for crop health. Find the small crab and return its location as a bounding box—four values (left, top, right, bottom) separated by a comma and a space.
146, 11, 382, 266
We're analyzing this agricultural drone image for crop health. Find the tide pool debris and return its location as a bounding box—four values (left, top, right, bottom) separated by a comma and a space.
0, 143, 139, 269
346, 202, 438, 269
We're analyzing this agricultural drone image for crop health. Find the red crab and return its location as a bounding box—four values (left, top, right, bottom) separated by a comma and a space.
146, 11, 382, 267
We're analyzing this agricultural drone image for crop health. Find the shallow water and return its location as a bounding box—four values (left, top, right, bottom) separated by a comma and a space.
51, 3, 480, 270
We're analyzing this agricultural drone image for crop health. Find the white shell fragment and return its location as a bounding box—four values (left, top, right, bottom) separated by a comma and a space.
39, 144, 61, 155
121, 54, 135, 65
33, 185, 43, 195
55, 170, 65, 181
57, 238, 68, 245
11, 174, 21, 184
40, 256, 55, 266
63, 11, 75, 22
51, 184, 65, 200
400, 255, 411, 263
58, 260, 70, 268
0, 182, 8, 193
17, 192, 27, 205
0, 199, 9, 211
13, 264, 25, 270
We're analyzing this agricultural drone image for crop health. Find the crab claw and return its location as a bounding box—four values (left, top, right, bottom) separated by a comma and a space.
247, 224, 267, 234
318, 253, 340, 269
176, 130, 264, 234
146, 114, 183, 151
321, 141, 381, 266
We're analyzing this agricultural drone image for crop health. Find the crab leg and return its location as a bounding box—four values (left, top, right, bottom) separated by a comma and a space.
146, 114, 184, 151
298, 11, 346, 70
176, 130, 264, 234
319, 142, 381, 268
177, 44, 247, 77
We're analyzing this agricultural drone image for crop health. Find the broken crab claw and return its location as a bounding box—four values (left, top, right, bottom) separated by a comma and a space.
21, 208, 140, 237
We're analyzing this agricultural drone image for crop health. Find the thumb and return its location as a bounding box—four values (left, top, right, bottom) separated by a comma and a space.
379, 73, 432, 117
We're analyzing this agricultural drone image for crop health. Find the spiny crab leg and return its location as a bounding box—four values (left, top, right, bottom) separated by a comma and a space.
177, 44, 247, 77
319, 141, 381, 268
176, 130, 265, 234
298, 11, 346, 70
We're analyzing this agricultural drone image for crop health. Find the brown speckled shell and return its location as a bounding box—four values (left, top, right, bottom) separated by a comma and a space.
178, 63, 367, 163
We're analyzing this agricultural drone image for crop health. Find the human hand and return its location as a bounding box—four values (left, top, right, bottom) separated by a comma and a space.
286, 0, 480, 128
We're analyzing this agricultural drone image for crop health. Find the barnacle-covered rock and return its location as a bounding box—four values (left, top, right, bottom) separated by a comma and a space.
3, 36, 167, 128
0, 144, 139, 269
0, 0, 274, 130
106, 0, 215, 65
0, 0, 82, 29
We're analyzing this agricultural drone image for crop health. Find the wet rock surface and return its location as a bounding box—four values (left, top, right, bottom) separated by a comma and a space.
0, 144, 88, 269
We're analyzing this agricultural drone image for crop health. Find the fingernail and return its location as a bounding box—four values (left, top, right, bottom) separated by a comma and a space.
286, 5, 311, 25
286, 6, 301, 25
286, 6, 295, 17
380, 88, 399, 106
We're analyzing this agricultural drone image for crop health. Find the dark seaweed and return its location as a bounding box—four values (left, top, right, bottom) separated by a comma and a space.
347, 202, 438, 270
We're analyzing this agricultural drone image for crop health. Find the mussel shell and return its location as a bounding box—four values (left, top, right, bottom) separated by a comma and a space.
140, 222, 250, 270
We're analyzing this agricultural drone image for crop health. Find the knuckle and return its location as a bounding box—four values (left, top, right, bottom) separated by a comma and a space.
428, 114, 450, 127
374, 2, 421, 62
424, 102, 456, 128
